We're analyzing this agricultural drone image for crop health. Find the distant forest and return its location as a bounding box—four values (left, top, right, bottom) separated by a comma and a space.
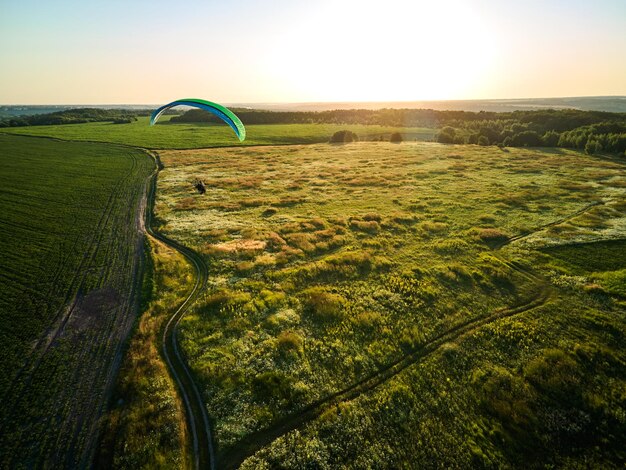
0, 108, 151, 127
2, 107, 625, 154
173, 108, 626, 154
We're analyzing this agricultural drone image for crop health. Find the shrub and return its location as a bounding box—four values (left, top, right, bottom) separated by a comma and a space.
362, 212, 382, 222
419, 221, 447, 235
199, 288, 252, 316
276, 330, 303, 357
251, 371, 300, 405
262, 207, 278, 217
477, 135, 490, 146
399, 326, 423, 351
350, 219, 380, 234
473, 365, 535, 426
524, 349, 581, 398
433, 238, 469, 254
284, 232, 316, 252
352, 310, 382, 332
477, 228, 509, 246
301, 287, 346, 322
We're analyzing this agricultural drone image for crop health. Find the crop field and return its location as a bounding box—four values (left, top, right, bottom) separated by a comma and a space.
153, 142, 626, 467
1, 116, 436, 149
0, 134, 153, 467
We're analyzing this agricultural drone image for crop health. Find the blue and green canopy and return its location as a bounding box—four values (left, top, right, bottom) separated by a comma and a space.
150, 98, 246, 142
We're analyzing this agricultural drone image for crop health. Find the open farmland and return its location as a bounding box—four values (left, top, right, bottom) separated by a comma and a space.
153, 142, 626, 468
0, 134, 153, 467
1, 116, 436, 149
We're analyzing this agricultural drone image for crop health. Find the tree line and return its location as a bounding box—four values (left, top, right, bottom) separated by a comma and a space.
0, 108, 147, 127
3, 106, 624, 155
436, 119, 626, 154
173, 108, 626, 154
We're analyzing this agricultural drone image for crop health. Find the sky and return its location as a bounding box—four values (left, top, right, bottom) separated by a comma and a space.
0, 0, 625, 104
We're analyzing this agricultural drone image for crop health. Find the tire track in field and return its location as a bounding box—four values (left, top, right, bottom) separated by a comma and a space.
0, 133, 215, 469
143, 151, 216, 470
218, 202, 603, 469
2, 149, 146, 467
0, 152, 137, 409
0, 172, 126, 416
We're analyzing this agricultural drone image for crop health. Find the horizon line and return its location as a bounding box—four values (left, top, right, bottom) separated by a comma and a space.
2, 95, 625, 107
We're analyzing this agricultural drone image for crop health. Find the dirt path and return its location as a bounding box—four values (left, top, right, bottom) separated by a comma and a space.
143, 151, 216, 470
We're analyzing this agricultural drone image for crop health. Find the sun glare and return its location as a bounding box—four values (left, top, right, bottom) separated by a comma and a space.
266, 0, 497, 102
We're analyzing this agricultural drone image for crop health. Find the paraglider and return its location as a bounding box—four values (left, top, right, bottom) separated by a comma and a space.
150, 98, 246, 142
193, 180, 206, 195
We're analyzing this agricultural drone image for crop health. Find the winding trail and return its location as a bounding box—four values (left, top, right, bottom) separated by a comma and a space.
143, 152, 215, 470
139, 145, 605, 470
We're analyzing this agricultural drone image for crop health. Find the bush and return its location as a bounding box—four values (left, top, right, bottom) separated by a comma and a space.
473, 366, 535, 426
330, 130, 358, 143
350, 219, 380, 234
252, 371, 300, 404
477, 135, 490, 146
524, 349, 581, 399
389, 132, 403, 143
276, 330, 303, 357
262, 207, 278, 217
477, 228, 509, 246
301, 287, 346, 322
433, 238, 469, 254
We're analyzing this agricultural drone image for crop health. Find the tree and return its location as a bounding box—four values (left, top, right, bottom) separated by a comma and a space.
477, 135, 489, 146
390, 132, 403, 143
511, 131, 542, 147
330, 130, 358, 143
437, 132, 454, 144
542, 130, 560, 146
441, 126, 456, 138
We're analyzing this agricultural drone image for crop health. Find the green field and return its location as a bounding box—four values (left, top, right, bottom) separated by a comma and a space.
1, 123, 625, 469
0, 134, 153, 467
154, 142, 626, 468
1, 116, 436, 149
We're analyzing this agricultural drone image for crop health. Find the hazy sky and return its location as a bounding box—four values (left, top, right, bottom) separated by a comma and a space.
1, 0, 624, 104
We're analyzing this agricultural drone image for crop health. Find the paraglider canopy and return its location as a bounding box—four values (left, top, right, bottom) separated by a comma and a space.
150, 98, 246, 142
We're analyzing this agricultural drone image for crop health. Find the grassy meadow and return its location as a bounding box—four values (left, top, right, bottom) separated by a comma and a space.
1, 116, 436, 149
153, 142, 626, 467
0, 134, 153, 467
1, 120, 625, 469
